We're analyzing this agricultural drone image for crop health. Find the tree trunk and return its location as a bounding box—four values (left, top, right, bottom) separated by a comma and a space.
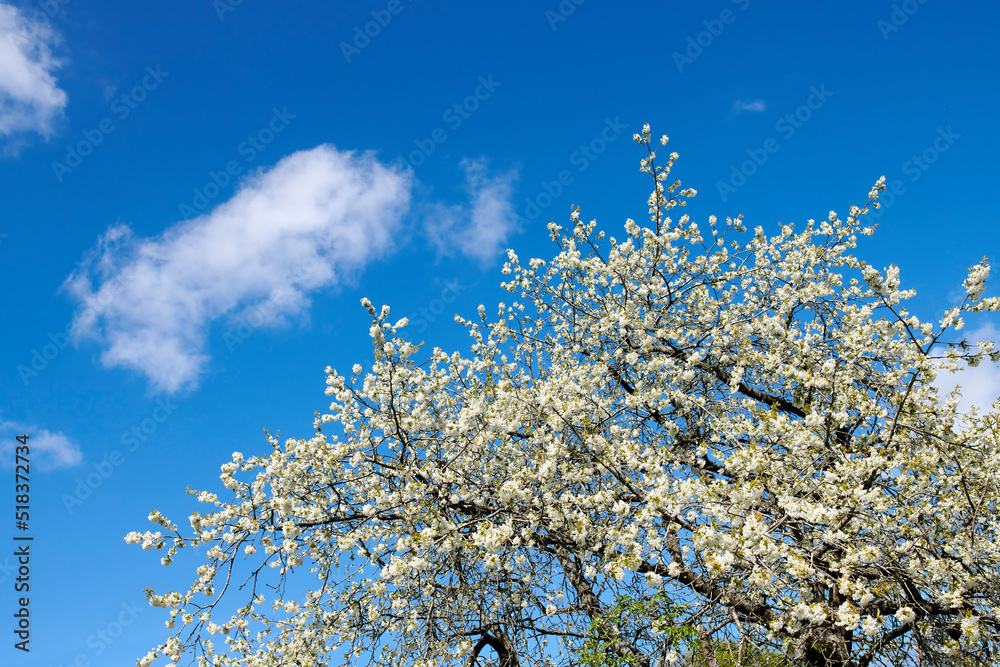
469, 627, 519, 667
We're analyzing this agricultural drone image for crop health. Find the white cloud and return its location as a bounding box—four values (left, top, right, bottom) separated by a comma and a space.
0, 2, 67, 147
64, 145, 412, 393
0, 421, 82, 470
733, 99, 767, 113
423, 157, 519, 264
933, 323, 1000, 417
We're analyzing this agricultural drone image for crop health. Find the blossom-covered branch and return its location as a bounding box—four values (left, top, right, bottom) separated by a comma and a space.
129, 125, 1000, 667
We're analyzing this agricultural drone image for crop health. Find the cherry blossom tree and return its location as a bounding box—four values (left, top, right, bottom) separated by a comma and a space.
128, 125, 1000, 667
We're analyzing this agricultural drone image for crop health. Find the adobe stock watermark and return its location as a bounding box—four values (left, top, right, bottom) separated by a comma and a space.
5, 1, 66, 49
17, 240, 130, 386
53, 600, 144, 667
400, 75, 501, 171
715, 84, 833, 202
51, 65, 170, 182
868, 126, 959, 219
407, 279, 471, 334
62, 397, 180, 514
340, 0, 414, 63
178, 107, 296, 218
213, 0, 246, 21
672, 0, 751, 73
877, 0, 931, 41
0, 556, 14, 586
518, 116, 628, 228
16, 322, 77, 385
222, 288, 291, 352
223, 234, 343, 350
6, 0, 71, 41
545, 0, 586, 31
23, 0, 71, 21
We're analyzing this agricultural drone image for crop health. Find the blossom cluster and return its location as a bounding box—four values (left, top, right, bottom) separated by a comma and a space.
129, 129, 1000, 667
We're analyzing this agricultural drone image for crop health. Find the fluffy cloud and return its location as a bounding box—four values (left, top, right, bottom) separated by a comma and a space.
0, 2, 67, 147
63, 145, 412, 393
423, 157, 519, 264
0, 421, 82, 470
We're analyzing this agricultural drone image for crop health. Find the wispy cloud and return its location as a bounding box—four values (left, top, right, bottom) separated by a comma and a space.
423, 157, 519, 265
63, 145, 412, 393
0, 421, 82, 470
733, 99, 767, 113
933, 322, 1000, 417
0, 2, 67, 149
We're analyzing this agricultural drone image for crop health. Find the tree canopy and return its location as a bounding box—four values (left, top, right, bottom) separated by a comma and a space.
129, 125, 1000, 667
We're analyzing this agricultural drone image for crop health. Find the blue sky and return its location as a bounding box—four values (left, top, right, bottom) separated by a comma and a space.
1, 1, 999, 664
